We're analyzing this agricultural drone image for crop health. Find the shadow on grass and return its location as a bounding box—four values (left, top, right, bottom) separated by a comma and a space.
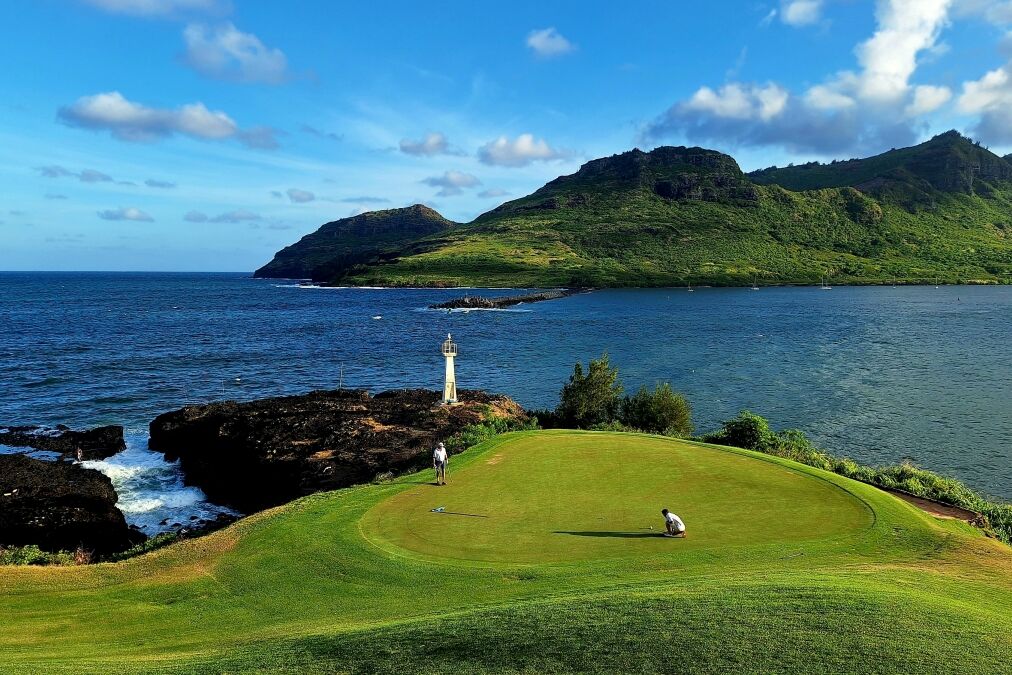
553, 531, 662, 539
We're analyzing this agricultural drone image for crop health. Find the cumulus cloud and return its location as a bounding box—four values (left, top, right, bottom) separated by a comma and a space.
478, 134, 569, 167
854, 0, 951, 103
526, 27, 575, 57
478, 188, 509, 198
906, 84, 952, 115
183, 23, 288, 84
145, 178, 177, 188
781, 0, 823, 26
184, 210, 208, 222
80, 0, 227, 17
286, 188, 315, 203
97, 206, 154, 221
58, 91, 279, 149
643, 0, 955, 156
959, 59, 1012, 142
399, 132, 463, 156
421, 170, 481, 197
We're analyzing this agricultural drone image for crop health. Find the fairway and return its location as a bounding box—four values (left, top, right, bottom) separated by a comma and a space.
362, 433, 873, 563
1, 430, 1010, 673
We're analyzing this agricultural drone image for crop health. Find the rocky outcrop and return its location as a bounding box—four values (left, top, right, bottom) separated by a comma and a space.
429, 289, 580, 310
0, 424, 126, 461
149, 389, 525, 512
0, 455, 143, 554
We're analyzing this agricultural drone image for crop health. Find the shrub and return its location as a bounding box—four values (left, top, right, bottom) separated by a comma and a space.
703, 410, 776, 451
446, 416, 539, 454
0, 545, 78, 566
556, 354, 623, 429
620, 383, 693, 437
704, 411, 1012, 546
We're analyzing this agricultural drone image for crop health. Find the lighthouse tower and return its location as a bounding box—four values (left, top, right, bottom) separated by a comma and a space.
441, 333, 458, 404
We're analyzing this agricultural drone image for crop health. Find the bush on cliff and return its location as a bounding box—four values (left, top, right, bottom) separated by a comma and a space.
556, 354, 623, 429
620, 383, 694, 437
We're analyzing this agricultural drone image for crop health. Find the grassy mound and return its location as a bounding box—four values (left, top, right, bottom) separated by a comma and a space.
1, 431, 1010, 673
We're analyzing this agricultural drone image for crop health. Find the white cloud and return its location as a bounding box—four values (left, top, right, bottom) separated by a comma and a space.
81, 0, 227, 17
183, 23, 288, 84
184, 210, 208, 222
97, 207, 154, 222
781, 0, 823, 26
684, 83, 789, 122
286, 188, 315, 203
478, 188, 509, 198
421, 170, 481, 197
399, 132, 462, 156
58, 91, 279, 149
906, 84, 952, 115
959, 60, 1012, 142
526, 27, 575, 57
804, 84, 857, 110
478, 134, 569, 167
855, 0, 952, 102
644, 0, 959, 156
36, 165, 119, 182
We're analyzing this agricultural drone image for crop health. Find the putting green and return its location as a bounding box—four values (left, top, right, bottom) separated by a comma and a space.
362, 432, 873, 563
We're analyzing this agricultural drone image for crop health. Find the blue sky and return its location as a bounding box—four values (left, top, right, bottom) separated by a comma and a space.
3, 0, 1012, 271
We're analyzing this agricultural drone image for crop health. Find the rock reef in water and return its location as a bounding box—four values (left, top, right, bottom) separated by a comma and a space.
0, 424, 126, 461
149, 389, 526, 513
429, 289, 580, 310
0, 454, 143, 554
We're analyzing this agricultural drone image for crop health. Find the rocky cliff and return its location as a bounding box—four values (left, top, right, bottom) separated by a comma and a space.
149, 388, 525, 512
0, 455, 142, 554
0, 424, 126, 461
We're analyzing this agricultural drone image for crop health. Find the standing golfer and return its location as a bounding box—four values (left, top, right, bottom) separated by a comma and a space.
661, 509, 686, 537
433, 442, 448, 485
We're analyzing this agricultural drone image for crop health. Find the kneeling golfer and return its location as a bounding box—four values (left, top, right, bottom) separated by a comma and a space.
433, 442, 448, 485
661, 508, 686, 537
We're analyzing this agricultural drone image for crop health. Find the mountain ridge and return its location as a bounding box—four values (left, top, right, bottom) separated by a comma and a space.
259, 132, 1012, 287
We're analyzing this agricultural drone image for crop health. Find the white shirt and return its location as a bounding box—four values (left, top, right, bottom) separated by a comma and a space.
433, 447, 448, 463
665, 513, 685, 530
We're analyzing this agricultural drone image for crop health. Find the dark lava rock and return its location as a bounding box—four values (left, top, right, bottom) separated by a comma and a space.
149, 388, 526, 513
0, 455, 143, 554
0, 424, 126, 461
429, 289, 580, 310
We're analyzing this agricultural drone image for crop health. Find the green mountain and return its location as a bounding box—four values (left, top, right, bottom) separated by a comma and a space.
260, 132, 1012, 287
254, 204, 455, 281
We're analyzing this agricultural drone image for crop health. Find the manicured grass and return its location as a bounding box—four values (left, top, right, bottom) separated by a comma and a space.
1, 431, 1010, 673
362, 434, 871, 563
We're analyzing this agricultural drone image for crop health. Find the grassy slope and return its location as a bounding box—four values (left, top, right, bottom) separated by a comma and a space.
1, 431, 1010, 673
343, 186, 1012, 287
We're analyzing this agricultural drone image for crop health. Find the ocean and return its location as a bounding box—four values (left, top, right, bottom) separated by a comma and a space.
1, 272, 1009, 532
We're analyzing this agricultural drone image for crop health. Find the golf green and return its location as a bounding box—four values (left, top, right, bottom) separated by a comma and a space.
361, 432, 873, 563
0, 430, 1009, 673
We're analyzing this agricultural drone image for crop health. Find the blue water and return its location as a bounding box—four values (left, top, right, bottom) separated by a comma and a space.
1, 273, 1010, 507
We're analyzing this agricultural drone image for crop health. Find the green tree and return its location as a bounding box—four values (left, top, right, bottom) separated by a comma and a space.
556, 354, 623, 429
620, 383, 693, 437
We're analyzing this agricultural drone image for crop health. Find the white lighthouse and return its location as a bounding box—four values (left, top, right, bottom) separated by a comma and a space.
441, 333, 458, 404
